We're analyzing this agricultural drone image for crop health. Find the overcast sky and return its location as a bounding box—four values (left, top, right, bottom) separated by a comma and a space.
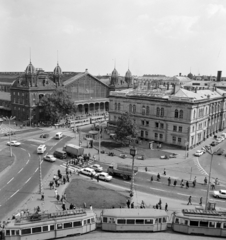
0, 0, 226, 77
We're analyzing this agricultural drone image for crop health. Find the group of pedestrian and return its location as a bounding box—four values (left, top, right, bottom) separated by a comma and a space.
126, 199, 134, 208
153, 198, 168, 211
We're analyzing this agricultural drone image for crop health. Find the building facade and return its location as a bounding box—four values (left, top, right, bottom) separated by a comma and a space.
109, 81, 226, 149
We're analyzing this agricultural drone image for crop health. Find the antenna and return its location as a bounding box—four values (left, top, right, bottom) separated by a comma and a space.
115, 59, 116, 69
57, 50, 59, 65
29, 48, 31, 63
128, 59, 130, 70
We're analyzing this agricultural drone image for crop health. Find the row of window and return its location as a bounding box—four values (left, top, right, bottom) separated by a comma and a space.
174, 218, 226, 229
173, 125, 183, 132
172, 136, 182, 143
5, 218, 95, 236
103, 217, 167, 225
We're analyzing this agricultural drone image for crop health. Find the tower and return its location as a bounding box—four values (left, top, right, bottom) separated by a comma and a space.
25, 61, 36, 87
125, 69, 132, 88
53, 63, 62, 87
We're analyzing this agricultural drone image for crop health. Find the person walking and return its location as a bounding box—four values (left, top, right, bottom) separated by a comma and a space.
150, 176, 153, 182
187, 196, 192, 205
163, 168, 166, 175
126, 199, 131, 208
199, 197, 202, 206
41, 193, 44, 201
168, 177, 171, 186
186, 181, 189, 189
157, 173, 160, 181
54, 189, 58, 198
173, 179, 177, 187
165, 203, 168, 211
90, 205, 93, 211
181, 179, 184, 188
131, 202, 134, 208
193, 178, 196, 187
145, 167, 147, 172
158, 198, 162, 209
204, 176, 207, 185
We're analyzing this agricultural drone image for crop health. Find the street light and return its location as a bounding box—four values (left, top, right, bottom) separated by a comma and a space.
130, 145, 137, 200
3, 116, 16, 157
39, 156, 43, 194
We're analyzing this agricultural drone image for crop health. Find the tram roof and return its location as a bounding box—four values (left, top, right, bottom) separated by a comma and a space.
102, 209, 168, 218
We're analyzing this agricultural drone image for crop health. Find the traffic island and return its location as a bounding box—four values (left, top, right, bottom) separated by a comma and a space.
0, 148, 14, 177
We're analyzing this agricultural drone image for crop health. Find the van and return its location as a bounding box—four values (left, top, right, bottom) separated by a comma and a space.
221, 133, 226, 139
37, 145, 47, 154
53, 148, 67, 159
55, 132, 63, 140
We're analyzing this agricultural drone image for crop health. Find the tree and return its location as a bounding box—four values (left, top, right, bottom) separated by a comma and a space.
114, 113, 138, 145
39, 88, 76, 124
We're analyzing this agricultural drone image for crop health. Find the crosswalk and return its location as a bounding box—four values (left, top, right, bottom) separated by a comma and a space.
60, 160, 94, 172
193, 157, 208, 175
0, 124, 17, 134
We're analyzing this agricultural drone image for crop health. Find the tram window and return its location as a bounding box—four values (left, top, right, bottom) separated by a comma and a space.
159, 218, 162, 223
136, 219, 144, 224
216, 222, 221, 228
16, 230, 20, 235
185, 220, 189, 225
21, 228, 31, 235
57, 224, 62, 229
155, 219, 158, 224
200, 221, 208, 227
118, 219, 126, 224
223, 223, 226, 229
84, 220, 87, 225
175, 218, 179, 224
127, 219, 135, 224
209, 222, 215, 228
91, 218, 95, 223
32, 227, 42, 233
50, 225, 55, 231
6, 230, 10, 236
64, 222, 72, 228
87, 219, 91, 224
74, 221, 82, 227
11, 230, 15, 235
190, 221, 199, 227
163, 217, 167, 223
145, 219, 154, 224
43, 226, 48, 232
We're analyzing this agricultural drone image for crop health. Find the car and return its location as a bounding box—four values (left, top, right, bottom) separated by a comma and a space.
211, 141, 217, 146
194, 150, 204, 157
40, 134, 44, 138
216, 138, 222, 143
96, 172, 112, 182
80, 167, 97, 176
216, 148, 224, 155
7, 140, 21, 146
43, 133, 49, 138
43, 155, 56, 162
37, 145, 47, 154
90, 164, 103, 172
120, 154, 127, 159
5, 131, 16, 136
213, 190, 226, 199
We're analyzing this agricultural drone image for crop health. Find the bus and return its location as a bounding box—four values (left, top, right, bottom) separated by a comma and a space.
172, 209, 226, 237
90, 116, 108, 124
101, 208, 168, 232
0, 209, 96, 240
69, 118, 90, 128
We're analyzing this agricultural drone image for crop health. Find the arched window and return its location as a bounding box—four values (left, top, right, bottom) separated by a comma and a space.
118, 103, 120, 111
156, 107, 160, 116
146, 106, 149, 115
160, 108, 164, 117
133, 105, 136, 113
129, 104, 132, 113
175, 109, 178, 118
193, 110, 196, 119
179, 110, 183, 119
115, 103, 117, 111
142, 106, 146, 115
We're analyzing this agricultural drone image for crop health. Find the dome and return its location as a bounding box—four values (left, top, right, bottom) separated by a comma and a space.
125, 69, 132, 78
187, 72, 193, 79
112, 68, 118, 78
25, 62, 36, 75
53, 63, 62, 76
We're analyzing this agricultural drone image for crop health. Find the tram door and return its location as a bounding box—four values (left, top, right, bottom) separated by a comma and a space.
155, 218, 163, 231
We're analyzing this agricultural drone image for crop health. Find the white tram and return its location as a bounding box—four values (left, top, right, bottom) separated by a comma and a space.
172, 209, 226, 237
69, 118, 90, 128
0, 209, 96, 240
101, 209, 168, 232
90, 116, 108, 124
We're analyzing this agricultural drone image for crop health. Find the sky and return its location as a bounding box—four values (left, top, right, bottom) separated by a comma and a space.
0, 0, 226, 77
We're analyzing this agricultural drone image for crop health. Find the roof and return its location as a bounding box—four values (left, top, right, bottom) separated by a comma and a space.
102, 209, 168, 218
170, 76, 192, 83
0, 92, 11, 101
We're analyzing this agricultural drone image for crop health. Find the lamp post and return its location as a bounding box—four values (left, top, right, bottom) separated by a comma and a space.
39, 156, 43, 194
3, 116, 16, 157
98, 125, 101, 162
130, 146, 137, 200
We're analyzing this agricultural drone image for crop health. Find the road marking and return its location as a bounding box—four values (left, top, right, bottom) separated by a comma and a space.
26, 160, 29, 164
25, 177, 31, 184
35, 168, 38, 172
18, 168, 23, 173
200, 189, 206, 192
49, 147, 53, 151
10, 190, 19, 198
20, 148, 26, 151
193, 157, 208, 175
177, 193, 191, 197
7, 177, 14, 184
28, 153, 30, 157
150, 187, 166, 192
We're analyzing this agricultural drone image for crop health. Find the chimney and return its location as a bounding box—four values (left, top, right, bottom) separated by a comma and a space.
217, 71, 222, 81
179, 73, 181, 76
85, 69, 88, 73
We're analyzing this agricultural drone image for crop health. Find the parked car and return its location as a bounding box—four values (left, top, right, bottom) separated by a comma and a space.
80, 167, 96, 176
43, 133, 49, 138
160, 155, 169, 159
5, 131, 16, 136
213, 189, 226, 199
90, 164, 103, 172
216, 138, 222, 143
194, 150, 204, 157
211, 141, 217, 146
216, 148, 224, 155
43, 155, 56, 162
169, 153, 177, 158
119, 154, 127, 159
7, 140, 21, 146
96, 172, 112, 182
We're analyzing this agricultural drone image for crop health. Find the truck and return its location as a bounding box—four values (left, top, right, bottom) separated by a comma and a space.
64, 144, 84, 157
107, 163, 138, 180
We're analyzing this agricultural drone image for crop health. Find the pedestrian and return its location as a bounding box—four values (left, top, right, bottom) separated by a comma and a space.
211, 182, 215, 190
90, 205, 93, 211
157, 173, 160, 181
199, 197, 202, 206
173, 179, 177, 187
204, 177, 207, 185
54, 189, 58, 198
163, 168, 166, 175
156, 204, 159, 209
62, 203, 66, 211
131, 202, 134, 208
187, 196, 192, 205
63, 177, 66, 184
181, 179, 184, 188
145, 167, 147, 172
168, 177, 171, 186
66, 175, 70, 182
83, 202, 87, 208
57, 194, 60, 202
126, 199, 131, 208
193, 178, 196, 187
165, 203, 168, 211
186, 181, 189, 189
150, 176, 153, 182
158, 198, 162, 208
41, 193, 44, 201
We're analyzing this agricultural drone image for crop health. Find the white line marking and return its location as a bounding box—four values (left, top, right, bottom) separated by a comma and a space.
20, 148, 26, 151
35, 168, 38, 172
177, 193, 190, 197
194, 157, 208, 175
150, 187, 166, 192
10, 190, 19, 198
26, 160, 29, 164
18, 168, 23, 173
200, 189, 206, 192
7, 177, 14, 184
49, 147, 53, 151
28, 153, 30, 157
25, 177, 31, 184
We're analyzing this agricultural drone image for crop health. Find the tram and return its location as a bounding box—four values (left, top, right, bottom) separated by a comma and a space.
101, 208, 168, 232
0, 209, 96, 240
90, 116, 108, 124
172, 209, 226, 237
69, 118, 90, 128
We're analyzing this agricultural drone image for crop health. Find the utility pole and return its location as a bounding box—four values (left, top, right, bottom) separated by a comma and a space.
130, 144, 137, 202
39, 156, 43, 194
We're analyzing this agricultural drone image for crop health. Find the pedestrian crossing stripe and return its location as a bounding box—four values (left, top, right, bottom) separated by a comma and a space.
193, 158, 208, 175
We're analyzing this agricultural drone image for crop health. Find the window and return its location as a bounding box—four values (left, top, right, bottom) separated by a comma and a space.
178, 138, 181, 143
163, 217, 167, 223
43, 226, 48, 232
118, 219, 126, 224
160, 108, 164, 117
64, 222, 72, 228
216, 222, 221, 228
156, 107, 160, 116
103, 217, 107, 223
160, 134, 163, 139
175, 109, 178, 118
172, 136, 176, 142
21, 229, 31, 235
155, 133, 158, 138
175, 218, 179, 224
74, 221, 82, 227
146, 121, 149, 126
145, 219, 154, 224
11, 230, 15, 235
145, 131, 148, 137
84, 220, 87, 225
200, 221, 208, 227
57, 224, 63, 229
160, 123, 164, 129
155, 122, 159, 128
173, 126, 177, 131
87, 219, 91, 224
179, 110, 183, 119
127, 219, 135, 224
118, 103, 120, 111
190, 221, 199, 226
146, 106, 149, 115
159, 218, 162, 223
129, 104, 132, 113
50, 225, 55, 231
209, 222, 215, 228
91, 218, 95, 223
133, 105, 136, 113
32, 227, 42, 233
115, 103, 117, 110
141, 120, 145, 126
223, 223, 226, 229
136, 219, 144, 224
6, 230, 10, 236
142, 106, 146, 115
179, 126, 182, 132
